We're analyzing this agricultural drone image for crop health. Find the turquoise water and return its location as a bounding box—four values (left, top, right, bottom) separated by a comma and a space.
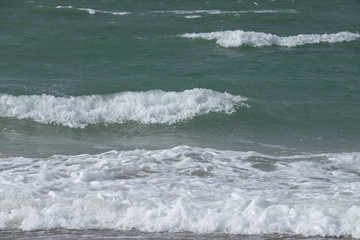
1, 0, 360, 156
1, 0, 360, 238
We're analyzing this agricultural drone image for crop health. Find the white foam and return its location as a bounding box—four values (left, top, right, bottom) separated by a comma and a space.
154, 9, 296, 15
0, 146, 359, 238
184, 15, 202, 19
78, 7, 98, 15
253, 10, 295, 13
54, 7, 294, 17
181, 30, 360, 47
0, 89, 247, 128
55, 5, 73, 9
154, 10, 226, 15
55, 6, 130, 16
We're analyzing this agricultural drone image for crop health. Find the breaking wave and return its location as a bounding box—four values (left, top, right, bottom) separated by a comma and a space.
0, 146, 360, 238
181, 30, 360, 47
0, 89, 247, 128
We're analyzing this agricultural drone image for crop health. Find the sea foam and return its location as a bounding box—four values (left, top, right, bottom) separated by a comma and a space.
55, 6, 130, 16
181, 30, 360, 47
0, 146, 359, 237
154, 9, 296, 15
0, 89, 247, 128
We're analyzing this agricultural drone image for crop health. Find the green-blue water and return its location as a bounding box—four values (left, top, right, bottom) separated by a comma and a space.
1, 0, 360, 238
1, 0, 360, 156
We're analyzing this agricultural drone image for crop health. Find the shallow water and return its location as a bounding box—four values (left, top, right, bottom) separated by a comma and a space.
0, 229, 356, 240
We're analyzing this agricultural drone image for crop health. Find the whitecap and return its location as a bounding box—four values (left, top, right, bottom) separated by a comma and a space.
0, 89, 247, 128
184, 15, 202, 19
180, 30, 360, 47
55, 6, 130, 16
55, 5, 73, 9
154, 9, 297, 15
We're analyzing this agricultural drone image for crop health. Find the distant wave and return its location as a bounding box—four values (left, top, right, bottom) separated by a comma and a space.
0, 89, 247, 128
1, 145, 360, 238
53, 7, 295, 17
55, 6, 130, 16
180, 30, 360, 47
184, 15, 202, 19
154, 9, 297, 15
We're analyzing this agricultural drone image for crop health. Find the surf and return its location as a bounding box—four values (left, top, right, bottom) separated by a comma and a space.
180, 30, 360, 47
0, 89, 247, 128
1, 146, 359, 237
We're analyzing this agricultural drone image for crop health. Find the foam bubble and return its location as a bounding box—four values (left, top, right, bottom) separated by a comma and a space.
0, 146, 359, 237
0, 89, 247, 128
181, 30, 360, 47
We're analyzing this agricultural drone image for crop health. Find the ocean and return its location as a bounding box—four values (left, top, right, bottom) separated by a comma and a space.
0, 0, 360, 239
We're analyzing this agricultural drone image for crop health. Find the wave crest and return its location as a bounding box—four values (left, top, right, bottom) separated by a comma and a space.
0, 89, 247, 128
181, 30, 360, 47
55, 6, 130, 16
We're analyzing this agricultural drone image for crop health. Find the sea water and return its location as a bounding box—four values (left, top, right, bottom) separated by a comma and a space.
1, 0, 360, 238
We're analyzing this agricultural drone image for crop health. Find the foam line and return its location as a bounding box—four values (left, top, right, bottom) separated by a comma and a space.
154, 9, 297, 15
55, 6, 130, 16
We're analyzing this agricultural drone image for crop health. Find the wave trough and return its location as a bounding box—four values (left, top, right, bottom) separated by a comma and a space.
181, 30, 360, 47
0, 89, 247, 128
